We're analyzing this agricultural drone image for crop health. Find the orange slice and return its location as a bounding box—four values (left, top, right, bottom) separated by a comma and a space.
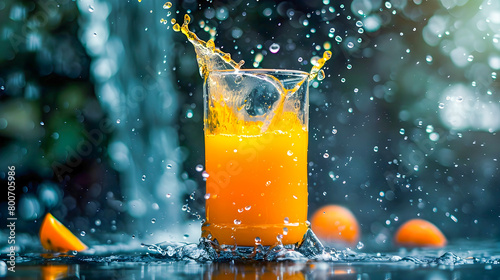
39, 213, 88, 252
310, 205, 360, 246
394, 218, 447, 247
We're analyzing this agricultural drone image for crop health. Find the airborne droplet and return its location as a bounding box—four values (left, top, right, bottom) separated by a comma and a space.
269, 43, 280, 53
163, 2, 172, 9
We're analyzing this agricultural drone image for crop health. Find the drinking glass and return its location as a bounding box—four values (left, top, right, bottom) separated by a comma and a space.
202, 69, 309, 246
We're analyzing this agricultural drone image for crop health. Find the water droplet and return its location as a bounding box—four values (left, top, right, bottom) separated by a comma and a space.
266, 181, 272, 186
323, 153, 329, 158
426, 55, 433, 63
385, 1, 392, 8
335, 35, 343, 43
332, 128, 338, 134
347, 42, 354, 48
166, 164, 173, 169
399, 128, 405, 135
202, 171, 210, 178
80, 231, 86, 237
374, 146, 379, 152
166, 193, 171, 198
282, 227, 288, 235
116, 119, 121, 124
151, 218, 156, 223
438, 102, 445, 109
88, 5, 94, 12
317, 70, 326, 80
95, 219, 101, 226
204, 193, 211, 199
287, 150, 293, 156
183, 234, 189, 239
255, 237, 261, 244
245, 205, 251, 211
142, 175, 146, 181
132, 235, 135, 239
269, 43, 280, 53
0, 86, 4, 90
357, 241, 364, 249
234, 219, 241, 225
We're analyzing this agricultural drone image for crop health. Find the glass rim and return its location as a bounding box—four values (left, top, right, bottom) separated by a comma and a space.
209, 68, 310, 76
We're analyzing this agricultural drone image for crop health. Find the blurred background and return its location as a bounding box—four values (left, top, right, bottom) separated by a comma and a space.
0, 0, 499, 251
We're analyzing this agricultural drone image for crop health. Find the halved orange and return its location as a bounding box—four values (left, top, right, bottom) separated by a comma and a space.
39, 213, 88, 252
394, 218, 447, 247
310, 205, 360, 246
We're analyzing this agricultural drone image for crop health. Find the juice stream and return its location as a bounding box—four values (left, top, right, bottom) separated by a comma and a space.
170, 10, 331, 246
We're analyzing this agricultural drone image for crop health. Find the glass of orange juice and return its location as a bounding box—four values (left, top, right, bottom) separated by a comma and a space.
202, 69, 310, 246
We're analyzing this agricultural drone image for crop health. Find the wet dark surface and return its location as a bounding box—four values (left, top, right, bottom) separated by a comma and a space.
2, 239, 500, 279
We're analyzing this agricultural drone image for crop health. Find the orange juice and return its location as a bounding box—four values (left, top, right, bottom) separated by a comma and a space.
203, 127, 308, 246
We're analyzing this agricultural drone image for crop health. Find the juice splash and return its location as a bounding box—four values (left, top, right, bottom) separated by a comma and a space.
167, 4, 331, 246
169, 10, 331, 84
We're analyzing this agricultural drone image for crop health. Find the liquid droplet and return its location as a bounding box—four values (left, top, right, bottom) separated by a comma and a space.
269, 43, 280, 53
88, 5, 94, 12
80, 231, 86, 237
317, 69, 326, 81
163, 2, 172, 9
142, 175, 146, 181
234, 219, 241, 225
195, 164, 204, 172
151, 218, 156, 224
357, 241, 365, 249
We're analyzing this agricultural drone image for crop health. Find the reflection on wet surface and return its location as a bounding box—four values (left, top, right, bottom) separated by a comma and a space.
2, 240, 500, 279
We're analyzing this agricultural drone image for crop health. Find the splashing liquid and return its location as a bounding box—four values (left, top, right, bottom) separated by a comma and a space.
171, 13, 331, 134
171, 13, 331, 84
